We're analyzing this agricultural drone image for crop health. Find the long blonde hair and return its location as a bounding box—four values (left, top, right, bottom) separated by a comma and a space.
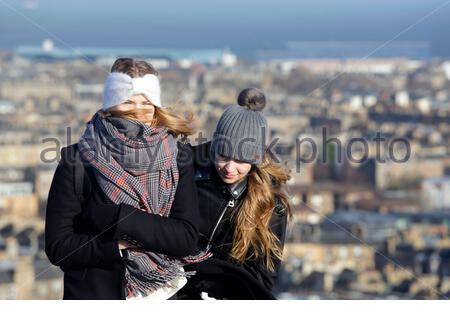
230, 154, 292, 271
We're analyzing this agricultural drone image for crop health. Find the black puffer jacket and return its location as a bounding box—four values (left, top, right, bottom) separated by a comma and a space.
178, 142, 288, 299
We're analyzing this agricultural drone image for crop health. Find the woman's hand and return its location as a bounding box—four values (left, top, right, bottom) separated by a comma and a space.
118, 240, 137, 250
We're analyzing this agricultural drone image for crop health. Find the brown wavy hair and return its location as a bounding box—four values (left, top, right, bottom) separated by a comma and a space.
100, 58, 195, 137
230, 154, 292, 272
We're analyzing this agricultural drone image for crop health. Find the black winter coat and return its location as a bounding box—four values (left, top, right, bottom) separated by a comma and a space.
177, 142, 288, 300
45, 142, 200, 299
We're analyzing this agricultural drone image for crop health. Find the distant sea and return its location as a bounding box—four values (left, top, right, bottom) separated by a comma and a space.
9, 41, 436, 61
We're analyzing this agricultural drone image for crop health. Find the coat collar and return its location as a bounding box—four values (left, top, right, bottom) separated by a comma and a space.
226, 177, 248, 199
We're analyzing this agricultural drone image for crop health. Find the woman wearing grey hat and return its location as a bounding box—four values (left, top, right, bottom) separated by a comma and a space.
178, 88, 292, 299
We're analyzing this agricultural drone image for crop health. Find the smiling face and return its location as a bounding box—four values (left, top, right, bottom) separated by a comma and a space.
109, 94, 156, 126
215, 155, 253, 184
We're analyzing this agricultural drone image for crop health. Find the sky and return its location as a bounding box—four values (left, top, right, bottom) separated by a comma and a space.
1, 0, 450, 56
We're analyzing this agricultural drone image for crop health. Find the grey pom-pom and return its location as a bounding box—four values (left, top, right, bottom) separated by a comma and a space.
237, 88, 266, 111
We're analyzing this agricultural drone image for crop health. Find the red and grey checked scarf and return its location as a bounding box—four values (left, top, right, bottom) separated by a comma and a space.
78, 111, 210, 298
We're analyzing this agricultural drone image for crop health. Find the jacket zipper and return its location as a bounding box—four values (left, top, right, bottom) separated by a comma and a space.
207, 198, 235, 248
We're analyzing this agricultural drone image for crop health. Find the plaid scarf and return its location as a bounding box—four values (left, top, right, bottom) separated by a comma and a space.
78, 111, 210, 298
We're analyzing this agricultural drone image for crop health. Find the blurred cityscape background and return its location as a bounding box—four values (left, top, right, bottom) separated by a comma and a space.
1, 0, 450, 299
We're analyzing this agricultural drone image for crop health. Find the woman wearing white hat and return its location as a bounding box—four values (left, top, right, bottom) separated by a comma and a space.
45, 58, 208, 300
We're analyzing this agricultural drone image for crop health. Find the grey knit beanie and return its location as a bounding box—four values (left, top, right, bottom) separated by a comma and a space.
211, 88, 268, 164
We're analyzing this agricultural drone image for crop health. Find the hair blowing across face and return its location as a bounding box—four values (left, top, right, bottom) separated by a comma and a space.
102, 58, 195, 137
